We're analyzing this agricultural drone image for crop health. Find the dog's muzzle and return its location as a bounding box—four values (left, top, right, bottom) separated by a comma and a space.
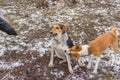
50, 32, 57, 37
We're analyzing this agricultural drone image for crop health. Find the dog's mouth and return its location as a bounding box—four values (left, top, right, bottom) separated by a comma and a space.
50, 32, 57, 37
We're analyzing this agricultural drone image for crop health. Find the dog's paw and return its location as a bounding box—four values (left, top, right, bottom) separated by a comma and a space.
48, 63, 54, 67
69, 69, 74, 74
92, 70, 98, 74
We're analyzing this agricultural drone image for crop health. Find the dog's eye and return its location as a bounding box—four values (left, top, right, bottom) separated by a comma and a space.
51, 26, 53, 29
56, 27, 59, 29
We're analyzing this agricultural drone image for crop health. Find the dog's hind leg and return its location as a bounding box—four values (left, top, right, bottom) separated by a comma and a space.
93, 56, 101, 74
87, 55, 93, 69
112, 41, 118, 65
66, 54, 74, 74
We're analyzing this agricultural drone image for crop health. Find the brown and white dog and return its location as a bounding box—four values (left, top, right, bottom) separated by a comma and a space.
48, 23, 74, 74
67, 27, 119, 74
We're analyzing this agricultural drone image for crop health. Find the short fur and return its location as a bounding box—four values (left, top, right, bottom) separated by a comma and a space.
69, 45, 90, 67
68, 27, 119, 73
48, 23, 74, 74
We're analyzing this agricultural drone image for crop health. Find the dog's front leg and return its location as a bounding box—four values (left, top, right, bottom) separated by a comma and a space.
112, 53, 117, 65
93, 57, 101, 74
65, 54, 74, 74
87, 55, 93, 69
48, 47, 55, 67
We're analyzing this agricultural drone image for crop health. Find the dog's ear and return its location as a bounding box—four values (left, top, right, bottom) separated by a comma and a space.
70, 45, 82, 51
75, 45, 80, 50
58, 23, 69, 33
63, 23, 69, 31
111, 27, 118, 37
71, 53, 80, 59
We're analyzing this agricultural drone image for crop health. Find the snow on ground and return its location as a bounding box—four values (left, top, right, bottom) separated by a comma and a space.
0, 61, 23, 70
0, 0, 120, 80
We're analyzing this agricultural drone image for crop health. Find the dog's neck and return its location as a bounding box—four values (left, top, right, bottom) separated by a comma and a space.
109, 31, 118, 38
79, 45, 90, 56
53, 32, 68, 44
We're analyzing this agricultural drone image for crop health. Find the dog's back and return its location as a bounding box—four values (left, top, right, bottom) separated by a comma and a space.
89, 27, 118, 56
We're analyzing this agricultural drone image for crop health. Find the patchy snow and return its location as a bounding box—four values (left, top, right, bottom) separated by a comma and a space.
50, 69, 64, 78
0, 61, 23, 70
0, 0, 120, 80
1, 73, 15, 80
31, 40, 50, 56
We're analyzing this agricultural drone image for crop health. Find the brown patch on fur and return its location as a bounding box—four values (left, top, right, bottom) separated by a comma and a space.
89, 27, 118, 57
71, 52, 80, 59
69, 45, 82, 59
69, 45, 82, 51
110, 27, 118, 37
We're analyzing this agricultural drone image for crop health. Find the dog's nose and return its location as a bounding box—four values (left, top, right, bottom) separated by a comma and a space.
50, 32, 53, 34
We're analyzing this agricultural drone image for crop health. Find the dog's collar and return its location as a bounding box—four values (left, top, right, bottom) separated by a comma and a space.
109, 32, 117, 38
88, 45, 92, 55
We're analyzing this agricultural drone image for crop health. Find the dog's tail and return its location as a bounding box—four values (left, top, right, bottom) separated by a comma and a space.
0, 17, 17, 36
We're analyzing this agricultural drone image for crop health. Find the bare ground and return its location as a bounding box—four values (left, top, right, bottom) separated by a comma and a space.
0, 0, 120, 80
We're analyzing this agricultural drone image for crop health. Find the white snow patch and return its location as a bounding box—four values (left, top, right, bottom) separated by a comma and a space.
27, 39, 51, 56
0, 47, 6, 56
1, 73, 15, 80
95, 9, 108, 15
50, 69, 64, 78
0, 61, 23, 70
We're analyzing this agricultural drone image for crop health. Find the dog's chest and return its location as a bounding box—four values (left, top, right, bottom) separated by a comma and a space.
55, 43, 68, 59
51, 33, 70, 59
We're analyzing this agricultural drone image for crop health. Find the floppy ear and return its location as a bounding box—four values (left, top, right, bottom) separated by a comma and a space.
63, 23, 69, 31
71, 53, 80, 59
70, 45, 82, 51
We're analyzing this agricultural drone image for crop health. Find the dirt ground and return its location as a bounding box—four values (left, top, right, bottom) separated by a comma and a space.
0, 0, 120, 80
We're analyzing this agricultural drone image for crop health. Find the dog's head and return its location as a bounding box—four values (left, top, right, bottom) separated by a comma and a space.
69, 45, 82, 59
50, 23, 68, 37
110, 27, 119, 37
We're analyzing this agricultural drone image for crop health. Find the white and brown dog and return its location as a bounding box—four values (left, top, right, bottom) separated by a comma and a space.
67, 27, 119, 74
48, 23, 74, 74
